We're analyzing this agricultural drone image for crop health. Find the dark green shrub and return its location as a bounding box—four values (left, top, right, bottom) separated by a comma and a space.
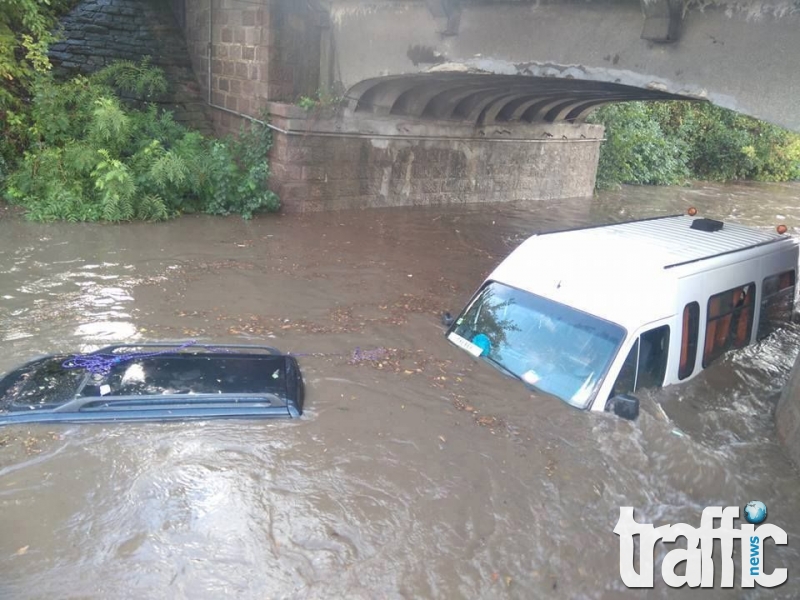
589, 101, 800, 189
3, 59, 280, 222
1, 0, 81, 168
93, 57, 169, 102
590, 102, 690, 189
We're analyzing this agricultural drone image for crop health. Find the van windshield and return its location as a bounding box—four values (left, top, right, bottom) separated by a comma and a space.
448, 281, 625, 409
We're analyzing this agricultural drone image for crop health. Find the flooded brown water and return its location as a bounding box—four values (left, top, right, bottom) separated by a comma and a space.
1, 182, 800, 599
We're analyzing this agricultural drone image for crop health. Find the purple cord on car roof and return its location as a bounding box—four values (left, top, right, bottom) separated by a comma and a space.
62, 340, 199, 376
62, 341, 389, 376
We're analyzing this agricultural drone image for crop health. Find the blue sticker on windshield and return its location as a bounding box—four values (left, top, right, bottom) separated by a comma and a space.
471, 333, 492, 356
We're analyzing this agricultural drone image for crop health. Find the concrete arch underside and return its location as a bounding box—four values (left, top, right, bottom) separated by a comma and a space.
344, 72, 692, 125
328, 0, 800, 131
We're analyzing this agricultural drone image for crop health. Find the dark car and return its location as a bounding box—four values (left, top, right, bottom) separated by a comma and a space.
0, 343, 304, 425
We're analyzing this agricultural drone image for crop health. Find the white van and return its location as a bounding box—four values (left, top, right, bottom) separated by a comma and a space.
446, 213, 799, 419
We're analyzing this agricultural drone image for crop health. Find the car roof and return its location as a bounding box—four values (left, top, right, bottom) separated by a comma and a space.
0, 344, 304, 424
488, 215, 797, 331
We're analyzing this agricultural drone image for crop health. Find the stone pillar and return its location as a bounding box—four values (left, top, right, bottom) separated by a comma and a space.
268, 0, 323, 101
267, 102, 604, 213
181, 0, 327, 135
776, 354, 800, 471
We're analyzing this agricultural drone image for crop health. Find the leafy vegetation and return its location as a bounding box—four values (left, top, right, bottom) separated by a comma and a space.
297, 95, 318, 111
3, 60, 279, 221
0, 0, 73, 104
1, 0, 76, 168
296, 86, 343, 111
589, 101, 800, 189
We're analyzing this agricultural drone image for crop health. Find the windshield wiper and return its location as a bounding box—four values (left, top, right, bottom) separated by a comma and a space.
483, 356, 549, 394
482, 355, 523, 382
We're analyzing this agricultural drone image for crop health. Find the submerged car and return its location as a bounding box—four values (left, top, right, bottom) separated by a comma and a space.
446, 212, 798, 420
0, 343, 304, 425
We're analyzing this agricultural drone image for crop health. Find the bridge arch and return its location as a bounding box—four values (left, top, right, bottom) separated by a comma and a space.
344, 72, 695, 126
328, 0, 800, 131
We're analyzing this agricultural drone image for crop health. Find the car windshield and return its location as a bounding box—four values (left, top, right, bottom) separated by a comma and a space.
448, 281, 626, 409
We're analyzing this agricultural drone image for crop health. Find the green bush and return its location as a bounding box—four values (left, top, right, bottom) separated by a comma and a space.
589, 101, 800, 189
591, 102, 690, 189
3, 60, 280, 221
1, 0, 81, 166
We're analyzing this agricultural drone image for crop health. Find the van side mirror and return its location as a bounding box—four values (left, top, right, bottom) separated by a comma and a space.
607, 394, 640, 420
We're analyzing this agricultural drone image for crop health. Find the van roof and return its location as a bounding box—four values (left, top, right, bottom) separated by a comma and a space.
488, 215, 797, 331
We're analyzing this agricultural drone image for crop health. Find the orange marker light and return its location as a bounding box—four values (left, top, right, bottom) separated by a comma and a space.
777, 224, 788, 235
687, 207, 698, 216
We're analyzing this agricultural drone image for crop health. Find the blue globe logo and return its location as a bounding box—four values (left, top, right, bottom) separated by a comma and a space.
744, 501, 767, 525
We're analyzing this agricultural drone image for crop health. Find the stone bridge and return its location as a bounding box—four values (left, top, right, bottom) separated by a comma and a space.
177, 0, 797, 210
49, 0, 800, 211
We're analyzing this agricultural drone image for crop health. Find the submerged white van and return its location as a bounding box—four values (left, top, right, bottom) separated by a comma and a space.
446, 213, 799, 419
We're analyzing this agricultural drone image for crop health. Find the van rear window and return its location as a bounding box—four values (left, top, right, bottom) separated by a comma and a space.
703, 283, 756, 368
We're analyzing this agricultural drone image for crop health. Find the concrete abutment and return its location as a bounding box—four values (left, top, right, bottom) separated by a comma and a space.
265, 103, 603, 212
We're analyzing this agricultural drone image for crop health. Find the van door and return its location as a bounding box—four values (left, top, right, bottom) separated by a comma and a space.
597, 323, 671, 411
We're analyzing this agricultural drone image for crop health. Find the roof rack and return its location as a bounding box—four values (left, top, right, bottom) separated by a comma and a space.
533, 213, 683, 238
97, 343, 283, 354
663, 236, 789, 270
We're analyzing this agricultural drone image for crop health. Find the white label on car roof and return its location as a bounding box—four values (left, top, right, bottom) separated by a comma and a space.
448, 332, 483, 357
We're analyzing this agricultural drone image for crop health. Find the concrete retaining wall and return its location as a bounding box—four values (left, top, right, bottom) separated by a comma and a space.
265, 103, 603, 213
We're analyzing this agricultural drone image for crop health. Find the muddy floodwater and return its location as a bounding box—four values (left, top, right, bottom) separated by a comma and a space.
2, 182, 800, 599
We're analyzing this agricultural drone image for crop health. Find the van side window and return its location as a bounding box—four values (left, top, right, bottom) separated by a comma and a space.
610, 326, 670, 398
678, 302, 700, 381
703, 283, 756, 368
612, 339, 638, 397
637, 326, 670, 390
757, 270, 795, 340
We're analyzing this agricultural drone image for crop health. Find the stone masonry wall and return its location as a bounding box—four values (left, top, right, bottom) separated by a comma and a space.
181, 0, 322, 137
49, 0, 214, 135
182, 0, 212, 107
268, 1, 323, 101
267, 103, 603, 213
